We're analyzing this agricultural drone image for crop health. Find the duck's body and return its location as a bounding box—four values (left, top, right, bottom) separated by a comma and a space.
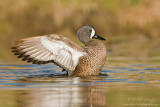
12, 26, 107, 76
74, 40, 106, 76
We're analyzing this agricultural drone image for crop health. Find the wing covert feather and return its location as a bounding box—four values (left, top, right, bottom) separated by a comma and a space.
12, 34, 86, 75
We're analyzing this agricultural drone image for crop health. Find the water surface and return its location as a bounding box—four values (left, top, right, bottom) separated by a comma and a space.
0, 58, 160, 107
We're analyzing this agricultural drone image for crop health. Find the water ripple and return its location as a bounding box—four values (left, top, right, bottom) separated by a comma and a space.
0, 63, 159, 88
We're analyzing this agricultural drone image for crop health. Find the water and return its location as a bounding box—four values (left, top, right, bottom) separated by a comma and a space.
0, 58, 160, 107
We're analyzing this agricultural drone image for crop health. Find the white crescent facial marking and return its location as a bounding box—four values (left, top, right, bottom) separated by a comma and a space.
90, 28, 95, 38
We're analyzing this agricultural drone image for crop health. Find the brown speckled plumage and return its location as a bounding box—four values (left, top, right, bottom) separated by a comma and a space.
73, 40, 106, 76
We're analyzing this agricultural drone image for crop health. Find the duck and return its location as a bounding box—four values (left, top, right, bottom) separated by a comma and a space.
11, 26, 107, 76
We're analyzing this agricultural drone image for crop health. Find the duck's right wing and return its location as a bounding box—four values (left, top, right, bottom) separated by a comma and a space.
11, 34, 86, 75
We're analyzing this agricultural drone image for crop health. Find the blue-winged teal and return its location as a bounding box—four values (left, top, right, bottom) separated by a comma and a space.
12, 26, 107, 76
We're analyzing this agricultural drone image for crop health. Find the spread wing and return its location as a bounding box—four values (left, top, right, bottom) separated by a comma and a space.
11, 34, 86, 75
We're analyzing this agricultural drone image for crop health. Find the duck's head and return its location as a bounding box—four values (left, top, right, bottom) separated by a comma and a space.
77, 26, 106, 43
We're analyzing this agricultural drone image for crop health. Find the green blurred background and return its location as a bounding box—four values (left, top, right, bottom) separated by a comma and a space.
0, 0, 160, 62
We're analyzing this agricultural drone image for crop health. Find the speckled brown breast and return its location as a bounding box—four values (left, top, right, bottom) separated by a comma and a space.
73, 40, 107, 76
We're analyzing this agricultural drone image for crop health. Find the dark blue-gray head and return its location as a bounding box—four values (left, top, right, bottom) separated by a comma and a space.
77, 26, 106, 43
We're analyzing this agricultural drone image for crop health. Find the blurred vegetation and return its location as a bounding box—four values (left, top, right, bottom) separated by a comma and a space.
0, 0, 160, 62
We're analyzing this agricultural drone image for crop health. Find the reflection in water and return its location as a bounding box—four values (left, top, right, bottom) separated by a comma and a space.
0, 62, 160, 107
15, 76, 106, 107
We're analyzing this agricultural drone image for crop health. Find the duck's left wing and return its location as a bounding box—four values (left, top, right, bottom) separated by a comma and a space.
11, 34, 86, 75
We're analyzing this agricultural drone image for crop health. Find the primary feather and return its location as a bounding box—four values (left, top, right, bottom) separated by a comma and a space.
12, 34, 86, 75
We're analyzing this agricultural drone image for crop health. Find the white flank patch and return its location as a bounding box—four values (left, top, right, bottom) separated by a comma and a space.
40, 36, 86, 70
90, 28, 95, 38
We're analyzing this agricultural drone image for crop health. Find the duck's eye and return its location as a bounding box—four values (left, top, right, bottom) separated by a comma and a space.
89, 30, 92, 32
